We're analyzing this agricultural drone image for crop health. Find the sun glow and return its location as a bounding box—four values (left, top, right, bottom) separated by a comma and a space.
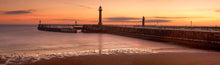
0, 0, 220, 26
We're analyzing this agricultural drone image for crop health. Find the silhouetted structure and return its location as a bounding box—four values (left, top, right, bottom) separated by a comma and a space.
98, 6, 103, 25
142, 16, 145, 27
39, 20, 41, 24
83, 25, 220, 50
75, 20, 77, 25
38, 24, 84, 33
98, 34, 103, 55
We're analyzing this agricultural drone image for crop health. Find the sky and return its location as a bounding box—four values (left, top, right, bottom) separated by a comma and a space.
0, 0, 220, 26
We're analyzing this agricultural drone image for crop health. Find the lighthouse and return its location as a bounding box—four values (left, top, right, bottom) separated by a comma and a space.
98, 6, 103, 25
142, 16, 145, 27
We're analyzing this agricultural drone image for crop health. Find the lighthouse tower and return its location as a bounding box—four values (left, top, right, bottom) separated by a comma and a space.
142, 16, 145, 27
98, 6, 103, 25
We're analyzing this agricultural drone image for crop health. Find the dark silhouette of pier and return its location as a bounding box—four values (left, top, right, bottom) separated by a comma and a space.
38, 24, 84, 33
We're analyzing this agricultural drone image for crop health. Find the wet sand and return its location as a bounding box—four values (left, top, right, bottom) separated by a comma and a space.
25, 52, 220, 65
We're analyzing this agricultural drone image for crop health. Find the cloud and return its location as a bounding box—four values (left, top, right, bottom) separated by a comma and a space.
103, 17, 171, 23
78, 0, 96, 9
52, 19, 75, 22
152, 16, 206, 19
153, 17, 188, 19
104, 17, 140, 22
4, 9, 34, 14
79, 5, 93, 9
146, 20, 171, 22
216, 10, 220, 12
0, 11, 5, 14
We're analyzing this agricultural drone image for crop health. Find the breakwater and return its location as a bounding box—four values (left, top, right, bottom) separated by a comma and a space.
38, 24, 83, 33
83, 25, 220, 50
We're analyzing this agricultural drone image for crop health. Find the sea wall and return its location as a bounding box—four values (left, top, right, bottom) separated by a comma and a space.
38, 24, 77, 33
83, 25, 220, 49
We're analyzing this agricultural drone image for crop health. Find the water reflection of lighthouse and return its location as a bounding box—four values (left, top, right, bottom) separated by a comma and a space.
98, 6, 103, 55
98, 34, 103, 55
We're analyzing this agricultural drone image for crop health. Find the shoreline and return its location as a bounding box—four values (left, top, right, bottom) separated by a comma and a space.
0, 48, 210, 65
25, 52, 220, 65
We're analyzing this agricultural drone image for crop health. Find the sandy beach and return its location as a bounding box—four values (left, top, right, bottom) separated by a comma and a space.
24, 52, 220, 65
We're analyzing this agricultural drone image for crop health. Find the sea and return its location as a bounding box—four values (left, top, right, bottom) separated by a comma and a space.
0, 24, 212, 65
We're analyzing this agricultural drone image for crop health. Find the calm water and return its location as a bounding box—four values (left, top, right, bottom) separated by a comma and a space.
0, 25, 207, 55
0, 25, 210, 64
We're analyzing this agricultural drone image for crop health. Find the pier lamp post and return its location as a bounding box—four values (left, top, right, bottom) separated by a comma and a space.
75, 20, 77, 25
39, 20, 41, 24
191, 20, 192, 27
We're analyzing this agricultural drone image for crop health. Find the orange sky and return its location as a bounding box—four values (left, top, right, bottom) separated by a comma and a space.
0, 0, 220, 26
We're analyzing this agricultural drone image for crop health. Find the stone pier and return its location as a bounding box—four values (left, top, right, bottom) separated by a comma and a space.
83, 25, 220, 50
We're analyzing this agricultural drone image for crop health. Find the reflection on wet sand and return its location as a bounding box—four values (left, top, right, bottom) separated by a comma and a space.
98, 34, 103, 55
26, 52, 220, 65
0, 47, 208, 65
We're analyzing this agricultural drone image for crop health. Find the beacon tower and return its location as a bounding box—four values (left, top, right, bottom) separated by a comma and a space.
98, 6, 103, 25
142, 16, 145, 27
